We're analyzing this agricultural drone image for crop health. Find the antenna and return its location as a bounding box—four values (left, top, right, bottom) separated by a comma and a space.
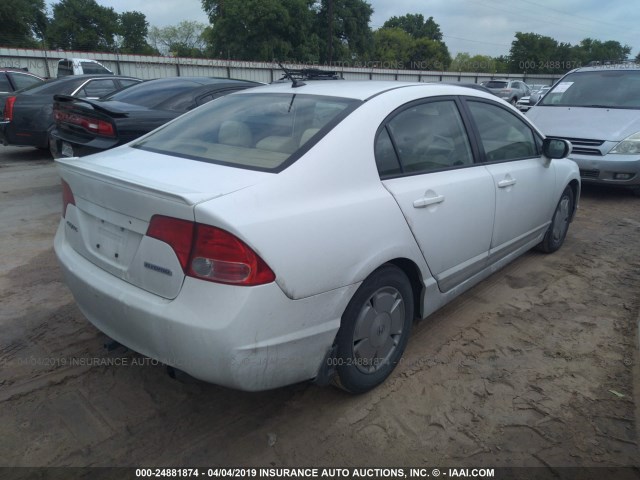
278, 62, 306, 88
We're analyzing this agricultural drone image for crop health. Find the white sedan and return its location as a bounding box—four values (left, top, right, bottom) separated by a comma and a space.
54, 81, 580, 393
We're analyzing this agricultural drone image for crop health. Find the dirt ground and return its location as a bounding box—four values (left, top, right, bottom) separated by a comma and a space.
1, 146, 639, 470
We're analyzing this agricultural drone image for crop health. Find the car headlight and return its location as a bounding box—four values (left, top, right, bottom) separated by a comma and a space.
610, 132, 640, 154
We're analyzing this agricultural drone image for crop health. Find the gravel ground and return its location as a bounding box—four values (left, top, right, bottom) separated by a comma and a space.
1, 146, 639, 471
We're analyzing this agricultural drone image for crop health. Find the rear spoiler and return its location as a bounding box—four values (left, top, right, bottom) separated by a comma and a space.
53, 94, 129, 118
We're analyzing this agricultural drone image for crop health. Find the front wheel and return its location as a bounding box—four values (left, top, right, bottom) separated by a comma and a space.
537, 185, 574, 253
333, 264, 413, 394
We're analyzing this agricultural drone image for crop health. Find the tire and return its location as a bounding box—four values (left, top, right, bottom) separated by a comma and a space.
537, 185, 574, 253
510, 97, 518, 106
333, 264, 413, 394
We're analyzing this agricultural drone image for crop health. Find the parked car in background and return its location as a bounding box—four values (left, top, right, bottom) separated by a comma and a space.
527, 64, 640, 195
50, 77, 260, 158
55, 80, 579, 393
0, 68, 44, 94
57, 58, 113, 77
516, 85, 550, 112
485, 79, 530, 105
0, 75, 141, 150
528, 85, 551, 106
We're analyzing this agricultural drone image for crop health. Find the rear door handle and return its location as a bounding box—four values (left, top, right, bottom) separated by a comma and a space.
498, 178, 517, 188
413, 194, 445, 208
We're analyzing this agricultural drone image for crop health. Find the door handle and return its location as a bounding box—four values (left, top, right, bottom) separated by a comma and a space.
413, 194, 445, 208
498, 178, 517, 188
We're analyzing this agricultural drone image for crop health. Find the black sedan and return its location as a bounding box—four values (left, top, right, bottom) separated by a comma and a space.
0, 75, 141, 150
49, 77, 260, 158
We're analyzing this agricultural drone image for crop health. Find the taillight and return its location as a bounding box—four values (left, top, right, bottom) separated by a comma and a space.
53, 108, 115, 137
146, 215, 275, 286
61, 179, 75, 217
146, 216, 194, 271
3, 96, 16, 121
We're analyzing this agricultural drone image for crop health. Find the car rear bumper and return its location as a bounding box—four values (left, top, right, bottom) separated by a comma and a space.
50, 130, 119, 158
54, 220, 358, 391
571, 154, 640, 187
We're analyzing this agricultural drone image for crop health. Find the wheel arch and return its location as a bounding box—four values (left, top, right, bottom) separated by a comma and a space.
385, 257, 426, 320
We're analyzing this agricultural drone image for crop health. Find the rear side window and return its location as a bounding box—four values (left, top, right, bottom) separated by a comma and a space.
10, 72, 43, 90
377, 100, 474, 176
0, 73, 10, 93
80, 62, 112, 75
106, 80, 203, 108
75, 79, 118, 98
134, 93, 359, 172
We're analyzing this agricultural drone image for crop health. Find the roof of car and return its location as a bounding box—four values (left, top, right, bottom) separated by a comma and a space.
570, 62, 640, 73
233, 80, 496, 101
139, 77, 260, 86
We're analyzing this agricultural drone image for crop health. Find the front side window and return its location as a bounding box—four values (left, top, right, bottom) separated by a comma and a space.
540, 69, 640, 109
467, 100, 537, 162
133, 93, 359, 172
378, 99, 474, 175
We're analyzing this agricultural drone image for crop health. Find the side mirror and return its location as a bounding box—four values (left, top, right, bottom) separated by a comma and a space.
542, 138, 572, 159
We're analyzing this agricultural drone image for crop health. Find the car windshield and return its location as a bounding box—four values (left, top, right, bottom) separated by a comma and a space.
133, 93, 360, 172
485, 81, 508, 88
539, 69, 640, 108
104, 80, 206, 108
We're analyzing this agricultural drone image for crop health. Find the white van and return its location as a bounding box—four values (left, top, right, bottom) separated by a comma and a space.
57, 58, 113, 78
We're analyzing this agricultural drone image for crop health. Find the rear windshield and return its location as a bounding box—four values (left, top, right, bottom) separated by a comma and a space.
540, 69, 640, 108
105, 80, 205, 108
133, 93, 360, 172
486, 81, 508, 88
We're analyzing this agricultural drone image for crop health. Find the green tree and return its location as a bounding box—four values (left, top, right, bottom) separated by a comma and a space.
408, 37, 450, 70
509, 32, 560, 73
118, 11, 154, 54
371, 28, 413, 68
203, 0, 319, 62
450, 52, 495, 73
0, 0, 48, 47
573, 38, 631, 65
47, 0, 120, 51
382, 13, 442, 41
315, 0, 374, 63
149, 21, 207, 57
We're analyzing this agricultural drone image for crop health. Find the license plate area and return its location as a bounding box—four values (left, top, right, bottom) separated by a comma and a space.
61, 142, 74, 158
85, 215, 142, 268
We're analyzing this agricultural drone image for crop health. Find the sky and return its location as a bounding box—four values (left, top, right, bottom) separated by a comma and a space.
47, 0, 638, 58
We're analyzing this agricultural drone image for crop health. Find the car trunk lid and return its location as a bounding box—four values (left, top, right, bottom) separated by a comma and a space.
56, 147, 268, 299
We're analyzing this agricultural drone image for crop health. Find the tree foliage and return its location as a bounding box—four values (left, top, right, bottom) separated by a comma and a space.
47, 0, 120, 51
118, 11, 154, 54
149, 21, 207, 57
0, 0, 48, 47
382, 13, 442, 41
450, 52, 496, 73
203, 0, 319, 61
509, 32, 632, 74
315, 0, 374, 63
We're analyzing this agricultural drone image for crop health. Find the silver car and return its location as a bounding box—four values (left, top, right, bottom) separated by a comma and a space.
527, 64, 640, 194
485, 79, 530, 105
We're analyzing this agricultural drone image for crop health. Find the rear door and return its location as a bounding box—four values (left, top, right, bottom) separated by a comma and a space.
378, 97, 496, 292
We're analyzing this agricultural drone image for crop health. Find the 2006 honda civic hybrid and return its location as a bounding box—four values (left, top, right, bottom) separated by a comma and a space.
54, 80, 580, 393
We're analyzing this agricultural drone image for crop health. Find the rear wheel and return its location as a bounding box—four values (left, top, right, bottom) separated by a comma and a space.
510, 97, 518, 106
537, 185, 574, 253
333, 264, 413, 394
